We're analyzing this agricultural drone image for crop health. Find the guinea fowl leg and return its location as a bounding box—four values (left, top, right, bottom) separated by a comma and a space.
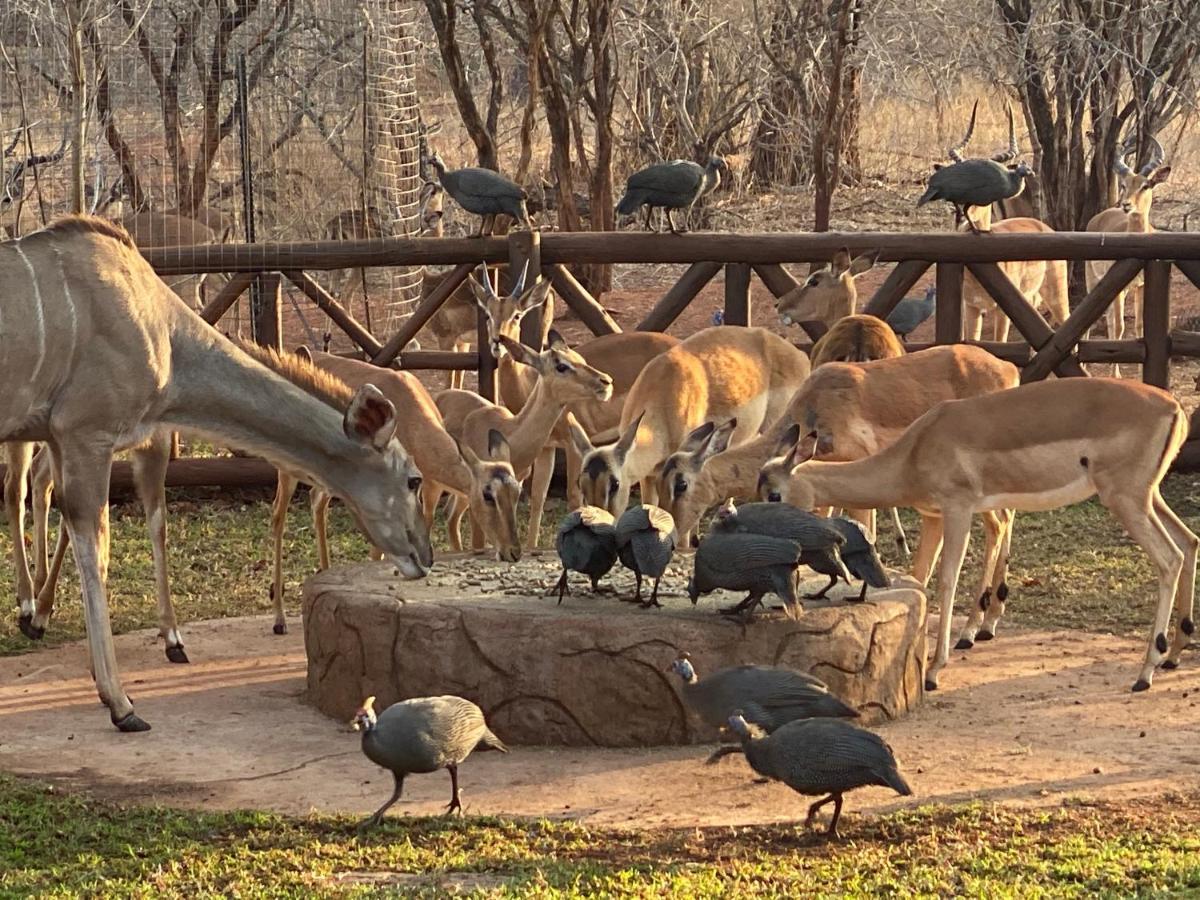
555, 569, 570, 605
360, 772, 405, 830
825, 795, 845, 837
445, 764, 462, 815
621, 571, 644, 603
640, 577, 663, 609
804, 793, 840, 833
643, 206, 654, 232
666, 208, 680, 235
719, 591, 764, 618
803, 575, 839, 600
852, 580, 869, 603
589, 576, 616, 595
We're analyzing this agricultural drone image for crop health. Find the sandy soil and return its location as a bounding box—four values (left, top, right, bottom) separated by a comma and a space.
2, 611, 1197, 828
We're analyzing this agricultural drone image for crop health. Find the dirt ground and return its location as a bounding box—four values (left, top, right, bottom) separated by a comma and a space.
2, 609, 1197, 828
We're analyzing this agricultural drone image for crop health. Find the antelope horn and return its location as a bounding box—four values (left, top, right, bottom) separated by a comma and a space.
1140, 135, 1165, 176
1113, 132, 1135, 177
510, 259, 530, 297
948, 99, 978, 162
992, 104, 1018, 163
471, 261, 499, 298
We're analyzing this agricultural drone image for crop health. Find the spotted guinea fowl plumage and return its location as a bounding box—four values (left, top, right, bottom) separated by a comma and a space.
669, 654, 858, 730
352, 695, 507, 827
555, 505, 619, 604
614, 504, 676, 608
688, 530, 806, 619
710, 715, 912, 837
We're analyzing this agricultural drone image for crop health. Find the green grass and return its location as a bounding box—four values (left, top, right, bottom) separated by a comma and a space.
1, 774, 1197, 898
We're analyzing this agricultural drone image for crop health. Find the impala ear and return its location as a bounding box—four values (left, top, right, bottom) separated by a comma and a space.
1150, 165, 1171, 185
831, 248, 852, 275
455, 435, 483, 469
566, 413, 594, 456
614, 411, 645, 465
344, 383, 397, 451
705, 418, 737, 458
774, 422, 802, 457
848, 250, 880, 276
680, 421, 716, 454
488, 428, 512, 463
497, 335, 539, 368
520, 277, 553, 313
294, 345, 313, 362
546, 328, 568, 350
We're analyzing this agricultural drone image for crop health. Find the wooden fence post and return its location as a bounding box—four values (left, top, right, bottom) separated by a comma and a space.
252, 272, 282, 351
723, 263, 752, 326
934, 262, 963, 344
1142, 259, 1171, 388
477, 304, 497, 402
510, 230, 548, 348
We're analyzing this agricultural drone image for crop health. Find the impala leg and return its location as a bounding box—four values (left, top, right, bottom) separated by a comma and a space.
910, 512, 943, 587
963, 304, 984, 342
955, 509, 1004, 650
56, 439, 147, 731
5, 442, 35, 621
446, 494, 468, 552
525, 447, 556, 550
844, 507, 875, 542
565, 440, 583, 510
889, 507, 910, 558
1108, 289, 1126, 377
311, 487, 332, 571
1132, 282, 1144, 339
978, 509, 1015, 640
925, 508, 972, 692
1151, 492, 1197, 669
131, 435, 185, 663
270, 471, 300, 636
1107, 492, 1183, 691
639, 476, 659, 508
421, 479, 441, 530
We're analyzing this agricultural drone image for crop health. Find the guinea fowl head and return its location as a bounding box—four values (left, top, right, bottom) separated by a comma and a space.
669, 652, 698, 681
685, 576, 701, 606
727, 711, 766, 742
350, 696, 378, 732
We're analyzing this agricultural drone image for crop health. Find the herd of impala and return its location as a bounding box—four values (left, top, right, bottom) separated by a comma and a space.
0, 114, 1194, 734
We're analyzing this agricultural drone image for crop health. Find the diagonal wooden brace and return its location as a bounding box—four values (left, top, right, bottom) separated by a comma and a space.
372, 262, 475, 366
863, 260, 931, 319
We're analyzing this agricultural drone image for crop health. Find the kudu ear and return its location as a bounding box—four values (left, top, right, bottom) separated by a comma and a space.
566, 413, 594, 456
774, 422, 802, 457
294, 345, 313, 362
848, 250, 880, 276
487, 428, 512, 463
344, 383, 398, 451
614, 411, 645, 465
496, 335, 540, 368
680, 421, 717, 454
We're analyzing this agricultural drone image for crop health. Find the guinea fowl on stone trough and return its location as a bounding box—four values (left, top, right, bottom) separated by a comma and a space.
668, 652, 858, 732
687, 530, 807, 620
616, 157, 728, 234
351, 695, 507, 828
554, 505, 619, 604
614, 504, 676, 608
707, 714, 912, 838
428, 152, 529, 237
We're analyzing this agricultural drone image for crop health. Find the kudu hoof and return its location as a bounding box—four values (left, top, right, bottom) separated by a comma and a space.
18, 614, 45, 641
113, 712, 152, 732
954, 638, 974, 651
975, 629, 995, 642
1161, 660, 1179, 670
923, 678, 938, 692
165, 645, 190, 664
273, 622, 288, 636
1131, 678, 1151, 692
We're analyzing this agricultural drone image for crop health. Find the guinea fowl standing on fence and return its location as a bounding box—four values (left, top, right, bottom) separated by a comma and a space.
351, 695, 507, 827
614, 504, 676, 608
917, 105, 1033, 234
428, 152, 529, 237
554, 505, 619, 604
687, 530, 807, 619
885, 285, 937, 339
708, 714, 912, 838
616, 157, 728, 234
668, 653, 859, 731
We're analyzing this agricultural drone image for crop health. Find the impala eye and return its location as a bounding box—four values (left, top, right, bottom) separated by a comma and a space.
675, 476, 688, 496
608, 479, 620, 496
483, 487, 496, 506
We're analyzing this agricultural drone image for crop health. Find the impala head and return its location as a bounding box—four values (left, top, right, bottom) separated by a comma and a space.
497, 330, 613, 405
469, 261, 552, 353
658, 418, 737, 532
756, 423, 816, 507
571, 411, 645, 514
1113, 134, 1169, 217
776, 248, 879, 329
457, 430, 523, 563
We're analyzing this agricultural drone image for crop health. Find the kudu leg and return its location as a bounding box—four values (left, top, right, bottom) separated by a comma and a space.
130, 435, 185, 663
31, 444, 55, 594
524, 447, 557, 550
5, 442, 36, 622
270, 471, 300, 635
56, 440, 147, 731
924, 508, 972, 692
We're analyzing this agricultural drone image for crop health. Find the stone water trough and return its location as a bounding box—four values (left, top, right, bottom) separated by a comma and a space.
303, 552, 927, 747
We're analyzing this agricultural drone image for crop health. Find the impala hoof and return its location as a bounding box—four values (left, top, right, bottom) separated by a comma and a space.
273, 622, 288, 636
924, 678, 938, 692
165, 645, 190, 665
954, 638, 974, 651
1160, 660, 1178, 670
1131, 678, 1151, 692
113, 712, 152, 732
976, 629, 995, 641
18, 614, 44, 641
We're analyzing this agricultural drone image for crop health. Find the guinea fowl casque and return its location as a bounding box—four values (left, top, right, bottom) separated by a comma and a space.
351, 695, 508, 828
917, 104, 1033, 233
687, 530, 807, 619
708, 714, 912, 838
616, 157, 728, 234
554, 505, 619, 604
428, 152, 529, 236
614, 504, 676, 608
668, 653, 859, 730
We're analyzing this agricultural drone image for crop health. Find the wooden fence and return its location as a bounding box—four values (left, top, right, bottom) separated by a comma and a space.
140, 228, 1200, 484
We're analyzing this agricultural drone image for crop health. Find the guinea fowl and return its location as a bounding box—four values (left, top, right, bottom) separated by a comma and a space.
687, 530, 806, 619
616, 157, 728, 234
351, 695, 507, 827
822, 517, 890, 601
710, 499, 854, 601
614, 504, 676, 608
668, 653, 858, 730
708, 714, 912, 838
885, 285, 937, 339
428, 152, 529, 237
554, 505, 619, 604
